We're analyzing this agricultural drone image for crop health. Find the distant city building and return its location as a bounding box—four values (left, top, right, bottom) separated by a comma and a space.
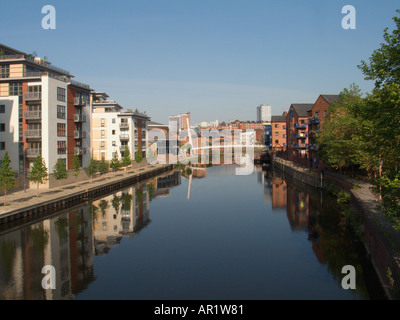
257, 104, 271, 123
168, 112, 191, 132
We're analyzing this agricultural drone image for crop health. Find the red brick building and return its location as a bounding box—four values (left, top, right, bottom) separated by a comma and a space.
271, 114, 287, 152
286, 103, 314, 162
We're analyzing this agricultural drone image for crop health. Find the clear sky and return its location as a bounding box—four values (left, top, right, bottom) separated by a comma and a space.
1, 0, 399, 124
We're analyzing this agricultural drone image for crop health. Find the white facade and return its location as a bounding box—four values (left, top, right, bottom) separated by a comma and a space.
257, 104, 271, 123
91, 93, 149, 162
0, 96, 19, 172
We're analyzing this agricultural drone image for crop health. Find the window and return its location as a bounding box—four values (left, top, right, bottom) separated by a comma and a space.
274, 124, 279, 128
112, 118, 116, 124
101, 118, 105, 127
0, 65, 9, 78
57, 105, 65, 119
57, 87, 66, 102
101, 130, 105, 139
112, 130, 115, 135
101, 141, 105, 149
0, 142, 5, 150
0, 105, 4, 113
112, 141, 116, 146
57, 141, 66, 154
9, 82, 22, 96
57, 123, 66, 136
0, 123, 5, 132
324, 110, 328, 117
274, 132, 279, 136
275, 140, 279, 144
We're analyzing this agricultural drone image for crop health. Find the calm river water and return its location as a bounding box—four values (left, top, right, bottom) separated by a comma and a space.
0, 165, 387, 300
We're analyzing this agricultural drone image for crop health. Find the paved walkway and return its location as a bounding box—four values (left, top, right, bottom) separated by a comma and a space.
0, 164, 170, 216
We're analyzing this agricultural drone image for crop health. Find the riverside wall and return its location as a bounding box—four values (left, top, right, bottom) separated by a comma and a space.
0, 164, 173, 227
272, 158, 400, 299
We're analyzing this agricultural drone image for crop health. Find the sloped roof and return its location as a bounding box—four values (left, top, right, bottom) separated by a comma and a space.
290, 104, 314, 117
321, 94, 340, 105
271, 115, 286, 122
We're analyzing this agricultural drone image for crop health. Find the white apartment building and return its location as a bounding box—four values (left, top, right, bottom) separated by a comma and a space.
91, 92, 150, 161
0, 43, 92, 176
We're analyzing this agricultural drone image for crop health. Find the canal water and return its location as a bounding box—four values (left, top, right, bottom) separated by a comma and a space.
0, 165, 387, 300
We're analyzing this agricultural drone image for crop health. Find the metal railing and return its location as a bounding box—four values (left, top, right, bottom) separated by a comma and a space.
74, 147, 86, 155
120, 134, 129, 141
74, 97, 88, 106
74, 130, 86, 139
74, 114, 87, 122
24, 129, 42, 138
24, 111, 41, 120
23, 92, 42, 101
26, 148, 41, 157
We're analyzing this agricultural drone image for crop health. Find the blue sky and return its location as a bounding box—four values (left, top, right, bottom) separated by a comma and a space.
1, 0, 399, 123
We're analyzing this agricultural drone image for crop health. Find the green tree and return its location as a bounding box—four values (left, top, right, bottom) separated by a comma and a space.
53, 158, 68, 187
0, 152, 15, 205
357, 10, 400, 228
122, 146, 132, 167
72, 154, 81, 178
87, 156, 98, 180
135, 147, 143, 163
110, 152, 121, 171
358, 10, 400, 89
28, 155, 48, 197
98, 158, 109, 174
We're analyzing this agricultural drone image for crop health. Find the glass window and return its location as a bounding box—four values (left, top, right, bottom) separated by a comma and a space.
57, 87, 66, 102
57, 141, 66, 154
0, 65, 9, 78
0, 105, 4, 113
57, 105, 66, 119
57, 123, 66, 136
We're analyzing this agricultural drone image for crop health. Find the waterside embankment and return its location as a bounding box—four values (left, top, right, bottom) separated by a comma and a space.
272, 157, 400, 300
0, 164, 173, 227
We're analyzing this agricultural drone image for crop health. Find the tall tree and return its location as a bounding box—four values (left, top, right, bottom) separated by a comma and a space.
86, 155, 98, 180
357, 10, 400, 228
358, 10, 400, 89
53, 158, 68, 187
72, 154, 81, 178
110, 152, 121, 171
135, 147, 143, 164
122, 146, 132, 167
98, 158, 109, 174
0, 152, 15, 205
28, 155, 48, 197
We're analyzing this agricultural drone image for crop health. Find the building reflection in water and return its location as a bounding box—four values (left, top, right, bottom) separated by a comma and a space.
0, 170, 182, 300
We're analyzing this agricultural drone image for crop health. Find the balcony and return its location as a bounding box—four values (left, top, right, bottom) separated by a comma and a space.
23, 92, 42, 102
120, 134, 129, 141
26, 148, 41, 158
74, 97, 88, 107
294, 143, 308, 149
23, 111, 41, 120
309, 116, 320, 124
24, 129, 41, 139
74, 130, 86, 139
74, 147, 86, 155
294, 122, 307, 129
74, 114, 87, 122
308, 144, 319, 151
120, 122, 129, 129
120, 145, 127, 152
294, 133, 308, 139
